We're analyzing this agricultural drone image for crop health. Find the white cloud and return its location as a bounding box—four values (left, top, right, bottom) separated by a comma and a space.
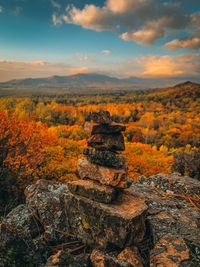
52, 13, 63, 26
192, 12, 200, 30
163, 38, 200, 50
53, 0, 199, 49
101, 50, 111, 55
12, 6, 22, 16
51, 0, 61, 9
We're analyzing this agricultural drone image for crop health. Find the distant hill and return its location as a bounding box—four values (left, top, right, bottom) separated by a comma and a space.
0, 73, 200, 95
0, 73, 130, 89
145, 81, 200, 108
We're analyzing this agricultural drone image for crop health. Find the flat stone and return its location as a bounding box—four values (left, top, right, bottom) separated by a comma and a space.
78, 157, 131, 188
87, 133, 125, 151
90, 110, 112, 124
67, 180, 117, 204
64, 190, 147, 249
117, 246, 144, 267
83, 148, 127, 169
84, 122, 126, 134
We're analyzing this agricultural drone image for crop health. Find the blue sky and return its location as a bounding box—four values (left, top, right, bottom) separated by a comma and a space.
0, 0, 200, 82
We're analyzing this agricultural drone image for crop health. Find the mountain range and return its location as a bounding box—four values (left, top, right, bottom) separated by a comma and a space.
0, 73, 200, 93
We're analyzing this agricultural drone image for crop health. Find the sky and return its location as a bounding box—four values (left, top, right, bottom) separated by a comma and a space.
0, 0, 200, 82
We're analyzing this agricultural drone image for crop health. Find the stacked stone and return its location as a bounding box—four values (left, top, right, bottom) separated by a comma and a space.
68, 110, 132, 204
65, 111, 147, 249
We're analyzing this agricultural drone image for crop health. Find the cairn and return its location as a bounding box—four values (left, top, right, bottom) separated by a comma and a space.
65, 110, 147, 249
79, 110, 132, 198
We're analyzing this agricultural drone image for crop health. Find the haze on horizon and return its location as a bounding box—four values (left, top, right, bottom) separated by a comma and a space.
0, 0, 200, 83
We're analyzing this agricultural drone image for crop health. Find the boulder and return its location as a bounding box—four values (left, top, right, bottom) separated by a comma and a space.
25, 179, 70, 243
0, 204, 49, 266
84, 121, 126, 135
64, 190, 147, 249
90, 110, 112, 124
87, 133, 125, 151
83, 148, 127, 169
67, 179, 117, 204
77, 157, 131, 189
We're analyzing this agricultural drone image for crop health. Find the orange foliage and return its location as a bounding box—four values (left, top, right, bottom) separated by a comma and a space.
124, 142, 173, 181
0, 112, 60, 191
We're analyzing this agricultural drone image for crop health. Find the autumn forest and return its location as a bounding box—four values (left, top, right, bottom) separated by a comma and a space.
0, 81, 200, 214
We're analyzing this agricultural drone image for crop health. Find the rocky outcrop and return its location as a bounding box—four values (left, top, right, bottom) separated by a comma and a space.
0, 180, 77, 266
130, 173, 200, 266
0, 173, 199, 266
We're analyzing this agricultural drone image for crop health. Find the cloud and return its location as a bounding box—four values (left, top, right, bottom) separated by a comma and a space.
12, 6, 22, 16
28, 61, 46, 66
53, 0, 199, 49
52, 13, 63, 26
163, 38, 200, 50
0, 60, 72, 82
123, 53, 200, 78
101, 50, 111, 55
51, 0, 61, 9
0, 53, 199, 82
79, 55, 89, 62
0, 6, 3, 13
68, 67, 91, 75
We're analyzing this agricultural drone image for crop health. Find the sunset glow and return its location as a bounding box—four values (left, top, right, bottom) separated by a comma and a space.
0, 0, 199, 82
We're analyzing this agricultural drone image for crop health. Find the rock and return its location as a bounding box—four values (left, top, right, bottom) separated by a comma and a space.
45, 250, 90, 267
67, 180, 117, 204
64, 190, 147, 249
139, 173, 200, 196
77, 157, 130, 188
25, 179, 70, 243
0, 204, 49, 266
117, 246, 144, 267
90, 249, 132, 267
84, 121, 126, 135
90, 110, 112, 124
129, 173, 200, 265
83, 148, 127, 169
150, 235, 190, 267
87, 133, 125, 151
2, 172, 199, 266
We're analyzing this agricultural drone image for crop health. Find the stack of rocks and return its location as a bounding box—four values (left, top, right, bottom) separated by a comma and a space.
65, 110, 147, 249
79, 110, 132, 196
